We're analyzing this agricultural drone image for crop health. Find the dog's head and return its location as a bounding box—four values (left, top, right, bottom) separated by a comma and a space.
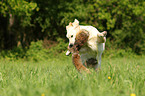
66, 19, 80, 48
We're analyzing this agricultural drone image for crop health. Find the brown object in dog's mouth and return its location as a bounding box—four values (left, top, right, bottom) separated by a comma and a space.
72, 53, 91, 74
67, 29, 91, 74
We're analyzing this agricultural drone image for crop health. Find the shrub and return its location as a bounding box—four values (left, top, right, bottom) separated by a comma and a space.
26, 39, 68, 61
0, 46, 25, 60
26, 41, 48, 61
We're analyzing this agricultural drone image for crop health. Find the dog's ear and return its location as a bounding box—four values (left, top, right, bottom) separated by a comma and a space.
74, 19, 79, 24
66, 22, 73, 30
73, 19, 79, 28
69, 22, 73, 26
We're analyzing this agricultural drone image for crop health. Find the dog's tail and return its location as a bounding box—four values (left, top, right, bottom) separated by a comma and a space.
72, 53, 91, 74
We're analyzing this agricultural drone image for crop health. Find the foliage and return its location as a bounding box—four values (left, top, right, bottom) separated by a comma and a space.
0, 0, 145, 54
0, 40, 68, 61
88, 0, 145, 54
26, 41, 48, 61
26, 39, 68, 61
0, 46, 25, 60
0, 40, 141, 63
0, 0, 37, 26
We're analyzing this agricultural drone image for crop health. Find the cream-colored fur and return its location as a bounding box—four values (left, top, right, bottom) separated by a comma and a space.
66, 19, 107, 70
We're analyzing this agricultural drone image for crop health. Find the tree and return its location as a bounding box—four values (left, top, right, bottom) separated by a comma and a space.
0, 0, 144, 54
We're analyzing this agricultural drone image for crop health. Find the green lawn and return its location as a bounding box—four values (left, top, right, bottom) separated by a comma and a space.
0, 55, 145, 96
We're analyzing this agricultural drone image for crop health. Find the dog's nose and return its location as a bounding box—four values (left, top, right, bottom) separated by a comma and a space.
69, 44, 73, 48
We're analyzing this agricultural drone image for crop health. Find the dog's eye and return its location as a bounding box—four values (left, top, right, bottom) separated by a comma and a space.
71, 35, 73, 38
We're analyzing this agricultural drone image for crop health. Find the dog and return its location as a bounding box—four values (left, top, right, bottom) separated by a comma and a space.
66, 19, 107, 72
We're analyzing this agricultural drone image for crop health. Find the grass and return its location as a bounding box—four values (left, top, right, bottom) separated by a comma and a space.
0, 54, 145, 96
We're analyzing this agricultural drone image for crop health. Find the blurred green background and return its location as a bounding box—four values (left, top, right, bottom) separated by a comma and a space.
0, 0, 145, 60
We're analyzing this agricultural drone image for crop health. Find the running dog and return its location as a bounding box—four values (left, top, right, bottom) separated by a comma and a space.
66, 19, 107, 73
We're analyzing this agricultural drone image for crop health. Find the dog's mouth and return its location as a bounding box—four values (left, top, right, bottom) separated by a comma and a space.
69, 43, 74, 48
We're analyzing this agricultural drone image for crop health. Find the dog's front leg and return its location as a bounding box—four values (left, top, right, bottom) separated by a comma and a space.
98, 31, 107, 37
95, 52, 102, 70
95, 43, 104, 70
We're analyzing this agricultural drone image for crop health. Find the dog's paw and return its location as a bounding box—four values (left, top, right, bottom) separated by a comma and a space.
66, 50, 71, 56
102, 31, 107, 37
98, 31, 107, 37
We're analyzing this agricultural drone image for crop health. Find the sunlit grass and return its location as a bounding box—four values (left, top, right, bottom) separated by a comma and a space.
0, 55, 145, 96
